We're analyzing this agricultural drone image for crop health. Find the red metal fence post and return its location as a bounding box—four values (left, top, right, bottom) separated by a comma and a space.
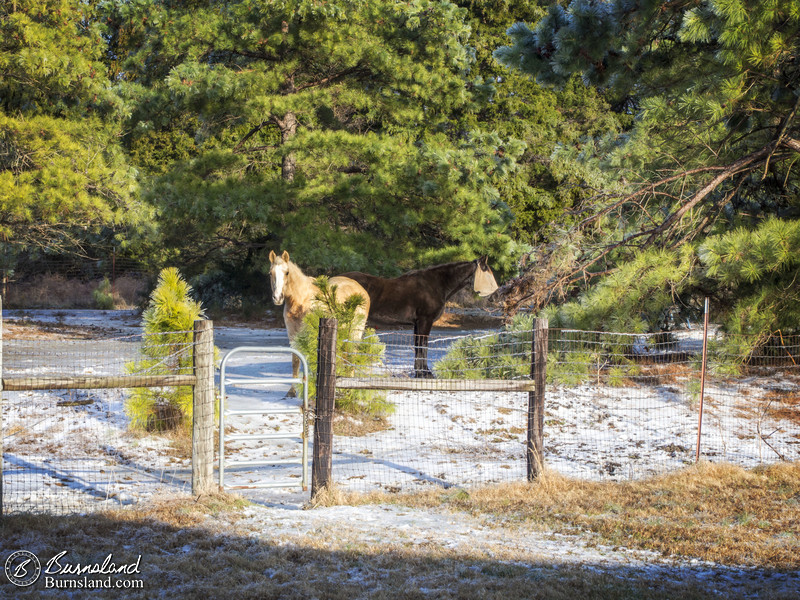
695, 298, 710, 463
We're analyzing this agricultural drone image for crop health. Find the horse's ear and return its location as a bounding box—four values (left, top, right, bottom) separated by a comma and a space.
479, 255, 489, 269
269, 250, 276, 263
282, 250, 290, 262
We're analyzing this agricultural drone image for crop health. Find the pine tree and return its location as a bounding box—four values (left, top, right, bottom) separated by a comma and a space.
493, 1, 800, 339
107, 0, 522, 281
454, 0, 630, 244
0, 1, 142, 252
699, 218, 800, 336
126, 268, 210, 432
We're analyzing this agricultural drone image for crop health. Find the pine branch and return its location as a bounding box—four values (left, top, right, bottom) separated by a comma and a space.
644, 142, 778, 245
495, 139, 797, 317
233, 120, 273, 153
237, 144, 278, 153
669, 176, 746, 249
764, 94, 800, 178
577, 164, 731, 231
224, 48, 281, 63
291, 65, 369, 92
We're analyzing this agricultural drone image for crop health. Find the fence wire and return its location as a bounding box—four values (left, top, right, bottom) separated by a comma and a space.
329, 328, 799, 493
2, 331, 197, 515
330, 388, 529, 491
4, 321, 798, 508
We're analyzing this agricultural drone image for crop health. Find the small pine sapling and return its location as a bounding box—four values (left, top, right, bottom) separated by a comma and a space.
126, 268, 215, 432
93, 277, 115, 309
293, 276, 392, 421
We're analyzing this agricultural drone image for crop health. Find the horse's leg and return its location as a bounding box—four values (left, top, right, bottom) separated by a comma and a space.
281, 354, 298, 398
413, 318, 434, 378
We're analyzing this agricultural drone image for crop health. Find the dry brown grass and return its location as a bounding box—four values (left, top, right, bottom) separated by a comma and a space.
5, 274, 146, 309
4, 471, 800, 599
339, 461, 800, 570
131, 492, 252, 527
308, 483, 352, 508
1, 493, 722, 600
763, 390, 800, 427
333, 413, 391, 437
632, 362, 695, 385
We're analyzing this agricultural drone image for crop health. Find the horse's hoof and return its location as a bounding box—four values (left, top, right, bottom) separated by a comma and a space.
284, 387, 298, 398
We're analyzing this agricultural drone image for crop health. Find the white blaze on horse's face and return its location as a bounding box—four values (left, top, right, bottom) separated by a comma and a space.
271, 263, 288, 305
269, 250, 290, 306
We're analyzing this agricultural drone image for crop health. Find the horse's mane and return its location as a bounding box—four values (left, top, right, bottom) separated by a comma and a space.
399, 259, 474, 278
286, 259, 307, 280
282, 258, 316, 299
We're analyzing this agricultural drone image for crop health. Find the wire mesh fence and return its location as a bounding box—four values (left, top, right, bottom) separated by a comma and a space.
330, 387, 530, 492
1, 330, 200, 515
3, 313, 798, 509
2, 250, 151, 309
329, 329, 534, 491
546, 329, 799, 479
326, 326, 799, 493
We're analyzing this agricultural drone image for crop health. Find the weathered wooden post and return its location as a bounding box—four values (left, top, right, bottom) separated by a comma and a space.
192, 319, 215, 496
527, 318, 548, 481
312, 317, 337, 498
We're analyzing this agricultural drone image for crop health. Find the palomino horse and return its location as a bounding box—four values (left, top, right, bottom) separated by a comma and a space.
269, 251, 370, 385
342, 256, 498, 377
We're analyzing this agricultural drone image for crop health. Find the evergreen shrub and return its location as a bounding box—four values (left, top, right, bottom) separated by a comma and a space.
606, 361, 642, 387
435, 314, 534, 380
434, 313, 630, 387
93, 277, 115, 309
293, 277, 392, 418
434, 331, 529, 380
125, 268, 215, 432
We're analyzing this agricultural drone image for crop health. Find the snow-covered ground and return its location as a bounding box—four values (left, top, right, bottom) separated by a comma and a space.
2, 309, 799, 511
218, 330, 799, 500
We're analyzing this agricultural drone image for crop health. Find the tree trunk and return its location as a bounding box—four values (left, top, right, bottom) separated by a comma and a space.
277, 112, 298, 182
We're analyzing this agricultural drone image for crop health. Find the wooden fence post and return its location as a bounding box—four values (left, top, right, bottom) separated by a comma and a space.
527, 318, 548, 481
192, 319, 215, 496
312, 317, 337, 498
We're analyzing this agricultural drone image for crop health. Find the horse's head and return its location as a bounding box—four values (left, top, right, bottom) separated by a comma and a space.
473, 256, 498, 297
269, 250, 291, 305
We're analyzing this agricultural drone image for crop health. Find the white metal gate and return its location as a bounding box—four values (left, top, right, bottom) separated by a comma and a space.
218, 347, 310, 491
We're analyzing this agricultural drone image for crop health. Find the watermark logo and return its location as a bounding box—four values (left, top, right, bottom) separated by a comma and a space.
5, 550, 42, 587
4, 550, 144, 590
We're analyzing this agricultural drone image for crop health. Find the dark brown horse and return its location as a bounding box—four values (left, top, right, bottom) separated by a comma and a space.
342, 257, 498, 377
